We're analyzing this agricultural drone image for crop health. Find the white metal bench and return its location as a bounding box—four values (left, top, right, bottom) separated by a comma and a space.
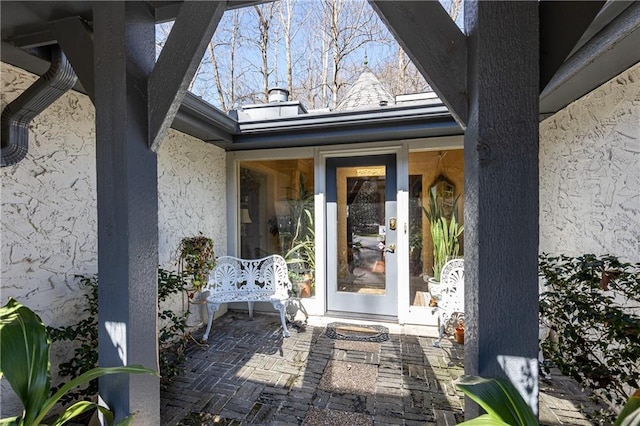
432, 258, 464, 347
202, 255, 292, 340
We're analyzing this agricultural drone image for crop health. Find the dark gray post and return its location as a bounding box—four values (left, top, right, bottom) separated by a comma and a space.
463, 1, 540, 419
93, 3, 159, 423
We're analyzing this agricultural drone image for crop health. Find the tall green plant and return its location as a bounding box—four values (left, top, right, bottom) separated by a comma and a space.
0, 298, 156, 426
282, 175, 315, 278
539, 254, 640, 423
422, 186, 463, 281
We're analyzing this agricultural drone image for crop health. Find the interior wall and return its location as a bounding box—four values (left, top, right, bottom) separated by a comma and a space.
1, 63, 227, 416
539, 62, 640, 262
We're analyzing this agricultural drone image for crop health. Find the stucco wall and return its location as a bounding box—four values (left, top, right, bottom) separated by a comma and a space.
1, 63, 227, 416
539, 62, 640, 261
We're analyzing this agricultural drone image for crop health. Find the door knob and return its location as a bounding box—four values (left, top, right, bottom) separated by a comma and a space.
386, 244, 396, 253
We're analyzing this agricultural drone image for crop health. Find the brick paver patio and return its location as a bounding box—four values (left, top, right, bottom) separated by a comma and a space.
160, 311, 601, 425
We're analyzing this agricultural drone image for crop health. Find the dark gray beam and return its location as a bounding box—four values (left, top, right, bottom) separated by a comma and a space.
540, 1, 640, 115
370, 0, 468, 127
148, 1, 226, 151
152, 0, 270, 22
464, 1, 539, 420
539, 1, 605, 91
93, 2, 160, 422
50, 17, 95, 102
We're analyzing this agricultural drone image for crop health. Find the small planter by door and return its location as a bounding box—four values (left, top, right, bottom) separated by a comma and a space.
454, 326, 465, 344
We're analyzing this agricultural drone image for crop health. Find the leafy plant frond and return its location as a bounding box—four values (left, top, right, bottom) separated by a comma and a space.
1, 298, 156, 425
455, 376, 538, 426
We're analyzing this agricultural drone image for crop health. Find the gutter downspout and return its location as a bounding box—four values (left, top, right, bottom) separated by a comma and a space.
1, 46, 77, 167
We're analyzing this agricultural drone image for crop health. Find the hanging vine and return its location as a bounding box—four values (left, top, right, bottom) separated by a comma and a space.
179, 235, 215, 292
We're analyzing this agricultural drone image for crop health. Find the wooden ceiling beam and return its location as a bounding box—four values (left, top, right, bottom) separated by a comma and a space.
51, 17, 95, 102
370, 0, 468, 128
148, 1, 226, 151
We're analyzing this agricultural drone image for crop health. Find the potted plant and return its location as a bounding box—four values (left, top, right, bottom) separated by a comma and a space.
179, 235, 215, 326
454, 319, 465, 344
422, 183, 463, 300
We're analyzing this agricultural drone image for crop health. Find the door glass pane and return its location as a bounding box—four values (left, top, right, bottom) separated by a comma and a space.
336, 165, 386, 294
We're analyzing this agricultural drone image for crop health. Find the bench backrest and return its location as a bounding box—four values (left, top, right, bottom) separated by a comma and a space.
438, 258, 464, 314
204, 255, 291, 301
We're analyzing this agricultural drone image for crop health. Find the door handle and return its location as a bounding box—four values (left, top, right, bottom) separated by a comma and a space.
386, 244, 396, 253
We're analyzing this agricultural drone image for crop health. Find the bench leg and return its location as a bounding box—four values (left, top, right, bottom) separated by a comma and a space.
202, 302, 220, 341
248, 301, 254, 320
271, 300, 290, 337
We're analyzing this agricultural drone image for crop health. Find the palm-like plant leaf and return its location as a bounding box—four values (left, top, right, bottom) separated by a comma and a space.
456, 414, 510, 425
1, 298, 157, 426
0, 298, 51, 425
615, 390, 640, 426
455, 375, 538, 426
36, 365, 157, 425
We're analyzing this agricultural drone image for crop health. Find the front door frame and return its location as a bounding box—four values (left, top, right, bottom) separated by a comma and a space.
229, 136, 463, 324
317, 145, 407, 320
325, 153, 398, 317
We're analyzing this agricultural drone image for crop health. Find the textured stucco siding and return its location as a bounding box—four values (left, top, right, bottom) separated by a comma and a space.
1, 64, 98, 327
157, 131, 227, 267
540, 62, 640, 261
1, 63, 227, 416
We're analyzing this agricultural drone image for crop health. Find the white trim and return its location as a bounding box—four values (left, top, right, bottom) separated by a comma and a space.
226, 153, 239, 256
396, 145, 410, 324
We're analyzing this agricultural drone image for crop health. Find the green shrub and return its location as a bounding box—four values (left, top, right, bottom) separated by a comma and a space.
47, 268, 190, 405
539, 254, 640, 423
47, 276, 99, 404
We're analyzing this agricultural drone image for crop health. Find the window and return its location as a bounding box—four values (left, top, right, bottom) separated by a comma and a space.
239, 159, 315, 295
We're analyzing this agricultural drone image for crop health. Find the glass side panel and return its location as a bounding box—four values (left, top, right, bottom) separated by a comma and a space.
408, 150, 464, 307
238, 159, 314, 297
336, 165, 387, 295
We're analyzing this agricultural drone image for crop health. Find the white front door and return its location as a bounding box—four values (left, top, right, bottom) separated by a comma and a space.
326, 154, 398, 317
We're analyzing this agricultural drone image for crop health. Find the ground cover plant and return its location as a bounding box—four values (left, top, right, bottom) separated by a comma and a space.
539, 253, 640, 424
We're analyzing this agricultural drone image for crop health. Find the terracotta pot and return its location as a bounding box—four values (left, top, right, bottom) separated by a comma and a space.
454, 327, 464, 344
298, 280, 311, 298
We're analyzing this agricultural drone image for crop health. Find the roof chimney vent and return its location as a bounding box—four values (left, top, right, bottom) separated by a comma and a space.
268, 87, 289, 103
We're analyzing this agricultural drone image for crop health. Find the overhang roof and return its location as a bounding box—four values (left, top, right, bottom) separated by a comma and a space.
1, 1, 639, 150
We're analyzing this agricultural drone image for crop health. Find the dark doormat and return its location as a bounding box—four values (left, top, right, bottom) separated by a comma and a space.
325, 322, 389, 342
